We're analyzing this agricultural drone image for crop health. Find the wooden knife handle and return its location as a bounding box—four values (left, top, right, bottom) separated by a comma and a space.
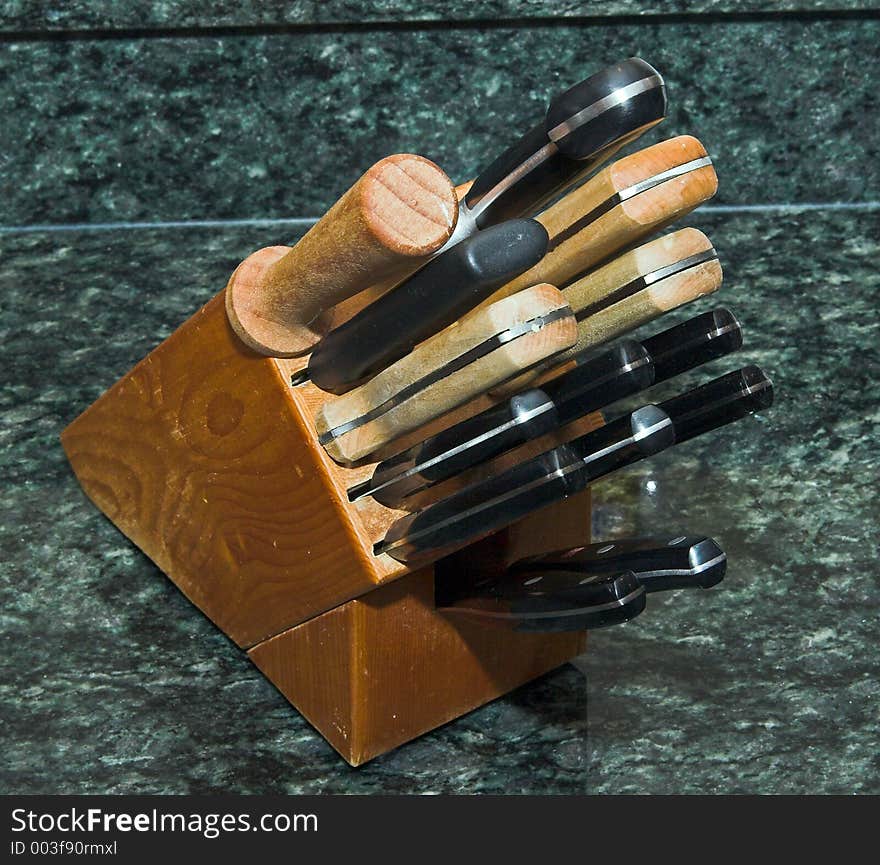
225, 154, 458, 357
566, 226, 722, 355
492, 227, 721, 396
314, 284, 577, 464
482, 135, 718, 307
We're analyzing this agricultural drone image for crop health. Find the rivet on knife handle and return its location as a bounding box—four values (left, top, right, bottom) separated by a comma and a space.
313, 285, 577, 464
225, 153, 458, 357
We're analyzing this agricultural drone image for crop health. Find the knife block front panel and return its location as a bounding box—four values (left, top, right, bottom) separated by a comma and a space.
61, 285, 594, 765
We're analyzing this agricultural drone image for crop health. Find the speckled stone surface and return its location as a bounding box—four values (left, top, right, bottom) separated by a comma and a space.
1, 18, 878, 225
1, 2, 874, 31
1, 208, 877, 793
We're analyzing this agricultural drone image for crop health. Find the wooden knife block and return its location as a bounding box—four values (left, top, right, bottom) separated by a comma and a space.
61, 279, 595, 766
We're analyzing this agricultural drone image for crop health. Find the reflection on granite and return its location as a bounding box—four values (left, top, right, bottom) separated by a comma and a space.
1, 1, 871, 30
1, 18, 878, 224
0, 209, 878, 794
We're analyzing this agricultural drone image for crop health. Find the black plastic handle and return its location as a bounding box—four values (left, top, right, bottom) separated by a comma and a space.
436, 569, 646, 633
307, 218, 549, 394
513, 535, 727, 593
658, 365, 774, 445
378, 405, 674, 564
641, 308, 743, 384
463, 57, 666, 228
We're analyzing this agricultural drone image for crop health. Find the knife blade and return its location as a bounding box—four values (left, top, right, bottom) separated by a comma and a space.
375, 404, 675, 562
511, 535, 727, 593
377, 365, 773, 564
435, 568, 647, 632
449, 56, 667, 242
314, 284, 577, 464
352, 306, 742, 508
477, 135, 718, 311
294, 218, 549, 394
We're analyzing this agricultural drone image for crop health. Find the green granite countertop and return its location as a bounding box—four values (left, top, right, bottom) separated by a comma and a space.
1, 207, 877, 793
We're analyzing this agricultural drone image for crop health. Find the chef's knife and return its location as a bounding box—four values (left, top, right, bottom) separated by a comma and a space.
477, 135, 718, 311
377, 365, 773, 563
314, 284, 577, 464
293, 219, 549, 393
449, 56, 667, 243
512, 535, 727, 593
436, 569, 647, 632
352, 307, 742, 508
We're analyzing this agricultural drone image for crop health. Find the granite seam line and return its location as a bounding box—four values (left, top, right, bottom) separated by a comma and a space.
1, 9, 879, 43
0, 201, 877, 236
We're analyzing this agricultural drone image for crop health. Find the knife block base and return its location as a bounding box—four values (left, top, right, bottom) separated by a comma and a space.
61, 277, 594, 766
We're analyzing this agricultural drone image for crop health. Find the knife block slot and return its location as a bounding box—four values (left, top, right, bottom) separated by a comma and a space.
61, 263, 594, 766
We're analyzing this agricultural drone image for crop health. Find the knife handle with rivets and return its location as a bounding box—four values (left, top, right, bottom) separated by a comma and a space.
377, 404, 674, 563
436, 569, 647, 632
314, 284, 577, 464
459, 57, 667, 232
357, 339, 653, 508
512, 535, 727, 593
480, 135, 718, 309
225, 153, 458, 357
300, 219, 549, 394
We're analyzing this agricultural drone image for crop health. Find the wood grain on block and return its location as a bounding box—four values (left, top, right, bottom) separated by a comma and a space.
482, 135, 718, 307
61, 293, 409, 647
226, 154, 458, 357
248, 568, 586, 766
314, 284, 578, 464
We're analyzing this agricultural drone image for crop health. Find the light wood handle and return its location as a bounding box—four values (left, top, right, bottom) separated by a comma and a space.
315, 284, 577, 464
480, 135, 717, 309
492, 227, 722, 396
226, 154, 458, 357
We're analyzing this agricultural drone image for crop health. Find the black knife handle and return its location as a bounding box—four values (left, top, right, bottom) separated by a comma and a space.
307, 218, 549, 394
546, 57, 667, 159
437, 569, 646, 633
658, 365, 774, 445
464, 58, 666, 228
378, 405, 674, 564
544, 339, 654, 425
641, 308, 743, 384
512, 535, 727, 593
369, 387, 559, 508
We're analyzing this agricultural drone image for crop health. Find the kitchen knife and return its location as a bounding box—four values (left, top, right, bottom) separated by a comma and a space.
293, 219, 550, 393
314, 284, 577, 464
352, 306, 742, 508
225, 153, 458, 357
377, 365, 773, 563
435, 569, 647, 632
448, 57, 667, 243
477, 135, 718, 311
511, 535, 727, 593
375, 404, 675, 562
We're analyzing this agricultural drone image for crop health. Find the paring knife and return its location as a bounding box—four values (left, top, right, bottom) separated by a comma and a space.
313, 284, 577, 464
292, 219, 549, 394
436, 569, 647, 633
448, 56, 667, 243
511, 535, 727, 593
376, 365, 773, 563
351, 307, 742, 508
435, 535, 725, 632
476, 135, 718, 312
